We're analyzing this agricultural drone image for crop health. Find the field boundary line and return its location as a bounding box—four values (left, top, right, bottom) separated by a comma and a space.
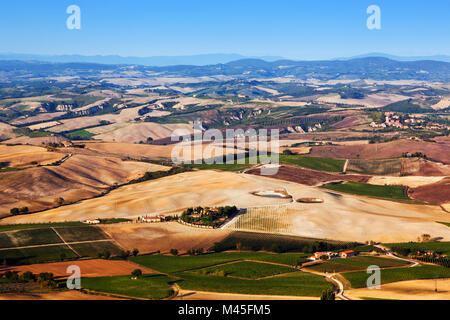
98, 227, 128, 252
342, 159, 349, 173
0, 239, 113, 252
51, 227, 81, 257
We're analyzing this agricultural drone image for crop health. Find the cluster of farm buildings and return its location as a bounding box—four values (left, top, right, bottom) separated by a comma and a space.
370, 111, 449, 131
308, 250, 356, 261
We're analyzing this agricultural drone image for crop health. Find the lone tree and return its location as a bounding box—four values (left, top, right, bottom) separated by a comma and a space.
10, 208, 19, 215
131, 269, 142, 279
132, 248, 139, 257
54, 197, 65, 206
170, 249, 179, 256
320, 288, 336, 300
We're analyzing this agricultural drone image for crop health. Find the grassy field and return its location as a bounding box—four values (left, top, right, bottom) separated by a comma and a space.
65, 129, 95, 139
199, 261, 296, 279
131, 252, 311, 274
81, 274, 175, 299
305, 256, 409, 273
438, 222, 450, 228
184, 155, 345, 173
53, 226, 109, 242
0, 245, 78, 265
70, 241, 123, 258
176, 271, 331, 297
279, 155, 345, 172
0, 228, 63, 249
385, 242, 450, 256
343, 265, 450, 288
185, 162, 251, 172
321, 182, 411, 201
353, 245, 384, 253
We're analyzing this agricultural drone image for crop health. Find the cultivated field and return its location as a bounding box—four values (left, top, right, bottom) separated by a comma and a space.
129, 251, 331, 298
0, 225, 122, 265
368, 176, 446, 188
0, 145, 65, 168
247, 165, 370, 186
176, 271, 330, 297
316, 93, 409, 108
408, 177, 450, 205
346, 159, 402, 176
321, 182, 411, 202
308, 139, 450, 165
87, 122, 192, 143
0, 171, 291, 223
0, 154, 169, 216
1, 259, 154, 279
343, 265, 450, 289
2, 171, 450, 243
0, 291, 122, 300
199, 261, 296, 279
81, 274, 176, 300
101, 222, 231, 255
346, 279, 450, 300
304, 256, 409, 273
225, 206, 294, 234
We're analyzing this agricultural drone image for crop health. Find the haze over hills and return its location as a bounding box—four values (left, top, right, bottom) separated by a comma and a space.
0, 53, 285, 67
1, 52, 450, 66
1, 56, 450, 82
340, 53, 450, 63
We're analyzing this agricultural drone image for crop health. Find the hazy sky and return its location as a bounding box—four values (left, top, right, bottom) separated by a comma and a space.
0, 0, 449, 59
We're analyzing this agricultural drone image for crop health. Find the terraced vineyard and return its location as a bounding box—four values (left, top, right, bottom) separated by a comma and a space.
0, 225, 122, 265
346, 159, 402, 175
224, 206, 293, 234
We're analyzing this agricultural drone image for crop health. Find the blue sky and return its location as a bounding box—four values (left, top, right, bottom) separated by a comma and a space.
0, 0, 448, 59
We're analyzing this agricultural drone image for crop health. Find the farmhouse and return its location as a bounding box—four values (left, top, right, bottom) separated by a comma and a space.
340, 250, 356, 258
82, 219, 100, 224
310, 251, 338, 261
142, 216, 161, 223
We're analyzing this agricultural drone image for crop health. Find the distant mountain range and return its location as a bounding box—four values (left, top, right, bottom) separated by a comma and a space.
0, 53, 284, 67
339, 53, 450, 63
1, 52, 450, 66
0, 57, 449, 82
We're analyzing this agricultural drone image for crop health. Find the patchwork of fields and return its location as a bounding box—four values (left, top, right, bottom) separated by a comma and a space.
102, 251, 334, 298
